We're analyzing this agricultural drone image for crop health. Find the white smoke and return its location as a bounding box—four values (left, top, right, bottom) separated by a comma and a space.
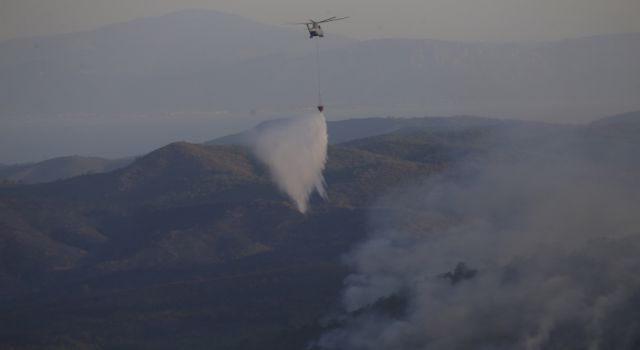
318, 129, 640, 350
250, 113, 328, 213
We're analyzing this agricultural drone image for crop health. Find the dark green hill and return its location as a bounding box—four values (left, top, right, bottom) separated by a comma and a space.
0, 134, 448, 349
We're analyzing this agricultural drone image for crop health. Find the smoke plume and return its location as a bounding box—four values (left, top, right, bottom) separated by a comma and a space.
251, 112, 328, 213
318, 128, 640, 349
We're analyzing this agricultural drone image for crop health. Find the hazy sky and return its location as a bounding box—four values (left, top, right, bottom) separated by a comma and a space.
2, 0, 639, 43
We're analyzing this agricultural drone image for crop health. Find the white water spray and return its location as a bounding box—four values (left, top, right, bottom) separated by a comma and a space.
251, 112, 328, 213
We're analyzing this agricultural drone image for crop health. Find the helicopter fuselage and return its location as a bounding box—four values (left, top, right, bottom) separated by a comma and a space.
306, 22, 324, 38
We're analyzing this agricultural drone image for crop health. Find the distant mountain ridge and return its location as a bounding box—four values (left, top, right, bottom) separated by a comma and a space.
0, 9, 352, 115
0, 115, 511, 184
0, 9, 352, 74
590, 110, 640, 127
0, 10, 638, 119
207, 115, 509, 146
0, 155, 133, 184
1, 112, 633, 185
2, 10, 639, 163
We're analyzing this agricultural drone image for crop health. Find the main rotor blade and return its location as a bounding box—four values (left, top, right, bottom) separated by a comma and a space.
316, 16, 337, 23
318, 16, 349, 23
284, 16, 348, 25
318, 17, 349, 23
331, 16, 350, 21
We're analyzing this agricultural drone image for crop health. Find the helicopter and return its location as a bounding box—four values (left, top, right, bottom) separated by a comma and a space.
289, 16, 349, 38
287, 16, 349, 112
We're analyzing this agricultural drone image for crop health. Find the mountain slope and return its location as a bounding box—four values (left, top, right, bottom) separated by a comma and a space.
0, 137, 439, 349
0, 136, 443, 349
0, 119, 638, 349
0, 140, 439, 283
